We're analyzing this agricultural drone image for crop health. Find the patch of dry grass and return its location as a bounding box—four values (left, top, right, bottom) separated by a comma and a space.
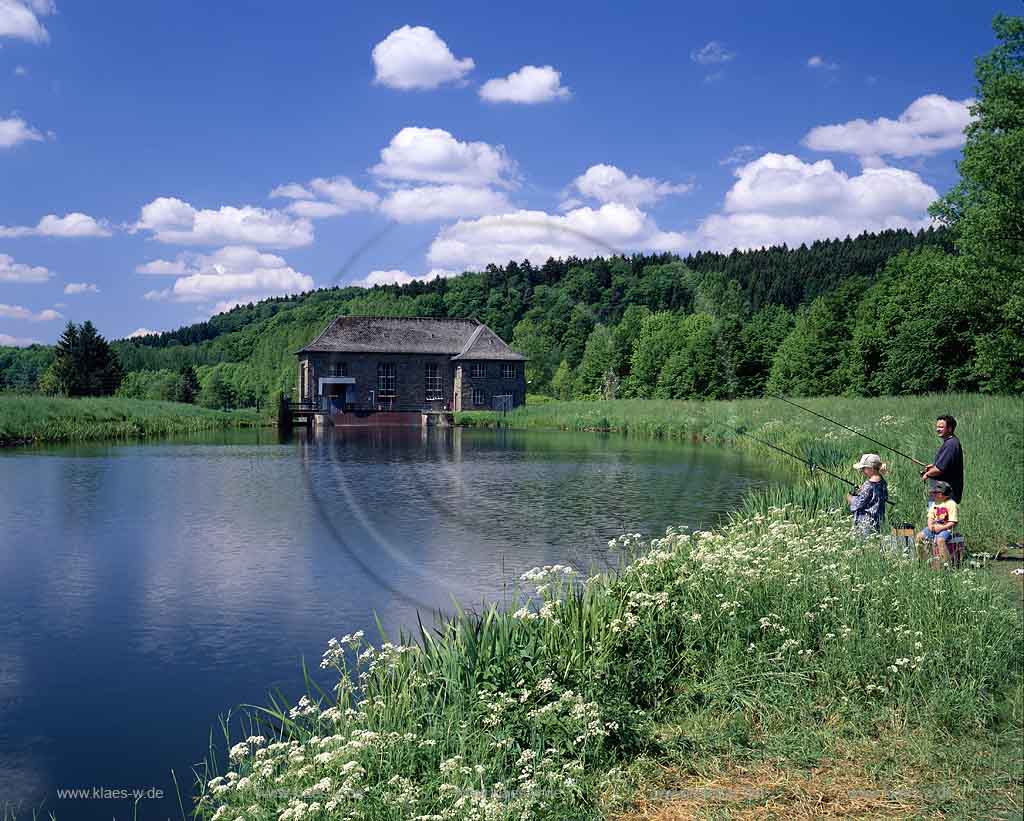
618, 760, 917, 820
616, 729, 1024, 821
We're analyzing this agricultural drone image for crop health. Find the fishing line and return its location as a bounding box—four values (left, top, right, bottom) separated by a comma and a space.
734, 427, 855, 487
733, 427, 902, 512
767, 393, 927, 468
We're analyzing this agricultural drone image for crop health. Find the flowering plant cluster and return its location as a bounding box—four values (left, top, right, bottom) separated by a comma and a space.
196, 506, 1021, 821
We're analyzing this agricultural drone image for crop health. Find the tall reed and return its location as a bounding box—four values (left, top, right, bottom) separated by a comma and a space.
0, 396, 262, 446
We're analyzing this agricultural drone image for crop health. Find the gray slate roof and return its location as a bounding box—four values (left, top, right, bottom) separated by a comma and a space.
297, 316, 527, 360
451, 324, 524, 360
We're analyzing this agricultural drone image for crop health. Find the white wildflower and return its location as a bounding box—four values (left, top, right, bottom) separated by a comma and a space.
229, 742, 251, 763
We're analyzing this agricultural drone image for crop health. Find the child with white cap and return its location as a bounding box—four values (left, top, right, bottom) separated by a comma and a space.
848, 453, 889, 536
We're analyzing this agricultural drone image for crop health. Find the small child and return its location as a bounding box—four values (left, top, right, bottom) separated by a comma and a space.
915, 480, 960, 568
848, 453, 889, 536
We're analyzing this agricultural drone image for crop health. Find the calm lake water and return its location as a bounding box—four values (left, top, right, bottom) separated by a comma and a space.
0, 426, 774, 820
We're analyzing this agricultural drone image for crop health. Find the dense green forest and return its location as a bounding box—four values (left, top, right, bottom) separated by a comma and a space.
0, 228, 972, 406
2, 16, 1021, 408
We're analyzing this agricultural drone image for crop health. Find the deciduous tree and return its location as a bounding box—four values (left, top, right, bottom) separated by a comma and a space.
574, 325, 615, 398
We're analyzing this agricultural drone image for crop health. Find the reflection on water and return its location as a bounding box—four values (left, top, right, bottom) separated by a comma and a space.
0, 426, 772, 819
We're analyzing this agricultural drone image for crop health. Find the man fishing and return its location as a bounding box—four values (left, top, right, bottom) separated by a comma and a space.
920, 415, 964, 503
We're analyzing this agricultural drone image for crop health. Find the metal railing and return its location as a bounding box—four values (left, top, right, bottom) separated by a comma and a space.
312, 396, 452, 414
492, 394, 514, 414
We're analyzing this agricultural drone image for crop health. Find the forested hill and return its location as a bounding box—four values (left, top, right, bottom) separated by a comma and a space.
125, 227, 952, 354
680, 227, 954, 309
1, 224, 1018, 403
109, 227, 961, 399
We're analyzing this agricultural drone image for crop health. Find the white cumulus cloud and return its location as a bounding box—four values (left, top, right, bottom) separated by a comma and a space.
307, 177, 378, 207
371, 127, 517, 188
0, 0, 55, 44
126, 328, 158, 339
380, 184, 511, 223
688, 152, 937, 252
0, 252, 50, 283
719, 145, 760, 166
807, 55, 839, 70
0, 115, 46, 148
691, 41, 735, 64
0, 302, 62, 321
372, 25, 474, 90
803, 94, 973, 160
0, 212, 112, 238
479, 65, 571, 104
270, 176, 379, 219
268, 182, 314, 200
140, 246, 314, 303
351, 268, 459, 288
63, 282, 100, 294
569, 164, 692, 207
0, 333, 41, 347
284, 201, 352, 219
135, 257, 188, 275
37, 213, 111, 237
135, 197, 314, 248
427, 204, 685, 271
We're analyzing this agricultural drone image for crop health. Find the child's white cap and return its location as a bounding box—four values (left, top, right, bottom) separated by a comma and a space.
853, 453, 883, 470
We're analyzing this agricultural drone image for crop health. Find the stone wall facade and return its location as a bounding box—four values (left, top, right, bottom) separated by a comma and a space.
454, 360, 526, 411
297, 352, 526, 411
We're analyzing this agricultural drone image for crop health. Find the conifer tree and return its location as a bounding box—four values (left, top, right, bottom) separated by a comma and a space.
176, 364, 201, 403
40, 321, 124, 396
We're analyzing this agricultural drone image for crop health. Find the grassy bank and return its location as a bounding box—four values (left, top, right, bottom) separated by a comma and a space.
195, 395, 1023, 820
0, 395, 264, 446
459, 394, 1024, 552
196, 509, 1022, 820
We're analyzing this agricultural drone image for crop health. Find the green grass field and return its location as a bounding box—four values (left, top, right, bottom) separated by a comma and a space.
193, 394, 1023, 821
0, 395, 263, 446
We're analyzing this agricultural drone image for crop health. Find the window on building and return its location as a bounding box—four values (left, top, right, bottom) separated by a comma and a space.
377, 362, 396, 398
470, 362, 487, 379
472, 387, 486, 407
425, 363, 443, 400
331, 361, 348, 377
502, 363, 516, 380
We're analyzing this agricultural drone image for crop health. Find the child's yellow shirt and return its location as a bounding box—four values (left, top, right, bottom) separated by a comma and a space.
928, 499, 960, 530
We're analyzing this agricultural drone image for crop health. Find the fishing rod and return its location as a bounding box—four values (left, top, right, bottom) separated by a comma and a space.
734, 427, 856, 488
767, 393, 927, 468
734, 427, 901, 510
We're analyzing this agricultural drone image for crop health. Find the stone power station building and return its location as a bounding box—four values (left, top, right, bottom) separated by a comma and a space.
295, 316, 528, 417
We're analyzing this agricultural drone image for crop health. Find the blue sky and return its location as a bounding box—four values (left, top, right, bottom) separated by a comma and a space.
0, 1, 1007, 344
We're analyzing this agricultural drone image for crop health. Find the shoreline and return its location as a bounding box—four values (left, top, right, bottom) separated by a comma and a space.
190, 394, 1022, 820
456, 394, 1023, 552
0, 395, 267, 447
